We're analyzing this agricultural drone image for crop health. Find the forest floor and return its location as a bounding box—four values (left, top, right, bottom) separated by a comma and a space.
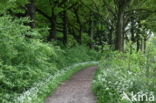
45, 66, 97, 103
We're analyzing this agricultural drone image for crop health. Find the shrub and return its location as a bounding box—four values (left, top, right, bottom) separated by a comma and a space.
0, 16, 57, 102
0, 16, 99, 103
93, 51, 156, 103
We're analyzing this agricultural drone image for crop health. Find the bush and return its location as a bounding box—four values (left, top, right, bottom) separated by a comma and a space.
93, 51, 156, 103
0, 16, 57, 102
0, 16, 99, 103
14, 61, 98, 103
51, 45, 100, 69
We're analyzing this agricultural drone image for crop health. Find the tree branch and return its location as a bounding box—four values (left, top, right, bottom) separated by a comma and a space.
36, 8, 51, 21
58, 0, 69, 7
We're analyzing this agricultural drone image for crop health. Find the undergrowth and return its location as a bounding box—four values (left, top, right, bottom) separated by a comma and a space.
93, 49, 156, 103
0, 16, 100, 103
14, 61, 98, 103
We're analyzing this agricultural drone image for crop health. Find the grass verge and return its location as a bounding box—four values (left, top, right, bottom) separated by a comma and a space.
14, 61, 98, 103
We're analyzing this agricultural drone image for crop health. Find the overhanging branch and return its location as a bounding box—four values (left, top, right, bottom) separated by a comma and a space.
36, 8, 51, 21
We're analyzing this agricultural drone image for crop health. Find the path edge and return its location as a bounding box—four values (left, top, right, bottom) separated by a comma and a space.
14, 61, 99, 103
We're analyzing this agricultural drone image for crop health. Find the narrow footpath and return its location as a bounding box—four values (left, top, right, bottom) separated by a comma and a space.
45, 66, 97, 103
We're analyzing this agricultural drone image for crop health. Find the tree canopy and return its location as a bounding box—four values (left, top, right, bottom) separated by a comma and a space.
0, 0, 155, 52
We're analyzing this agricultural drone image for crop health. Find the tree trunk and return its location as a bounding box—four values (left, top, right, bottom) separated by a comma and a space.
122, 29, 125, 51
89, 15, 94, 48
141, 39, 144, 51
26, 0, 36, 28
48, 16, 56, 41
109, 27, 113, 47
144, 38, 146, 53
136, 34, 140, 52
130, 18, 135, 42
63, 10, 68, 45
78, 25, 82, 44
115, 8, 124, 52
74, 9, 82, 44
48, 20, 56, 41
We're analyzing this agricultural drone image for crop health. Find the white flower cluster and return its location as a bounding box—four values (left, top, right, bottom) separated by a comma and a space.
14, 61, 98, 103
94, 68, 135, 93
93, 63, 155, 103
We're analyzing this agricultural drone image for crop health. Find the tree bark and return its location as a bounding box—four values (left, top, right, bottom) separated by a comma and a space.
89, 15, 94, 48
144, 38, 146, 53
115, 8, 124, 52
26, 0, 36, 28
78, 25, 82, 44
47, 6, 57, 41
74, 8, 82, 44
130, 18, 135, 42
48, 15, 57, 41
63, 10, 68, 45
136, 34, 140, 52
109, 27, 113, 47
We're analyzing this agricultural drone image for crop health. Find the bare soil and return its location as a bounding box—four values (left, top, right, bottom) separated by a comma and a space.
45, 66, 97, 103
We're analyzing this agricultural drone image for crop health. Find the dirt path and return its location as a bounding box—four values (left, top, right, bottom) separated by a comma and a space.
45, 66, 97, 103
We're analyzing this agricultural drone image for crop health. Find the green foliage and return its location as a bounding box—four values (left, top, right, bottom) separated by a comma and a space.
0, 15, 99, 103
0, 0, 155, 102
0, 0, 28, 14
51, 45, 100, 69
15, 62, 98, 103
0, 15, 56, 102
93, 50, 156, 103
